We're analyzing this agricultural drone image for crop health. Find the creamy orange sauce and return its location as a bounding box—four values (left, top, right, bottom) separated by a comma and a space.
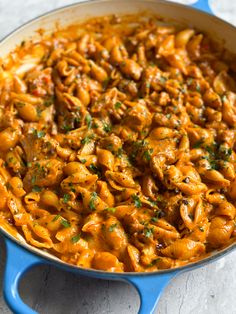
0, 13, 236, 272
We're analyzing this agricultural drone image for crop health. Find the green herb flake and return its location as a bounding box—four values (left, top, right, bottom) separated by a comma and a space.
62, 193, 71, 204
196, 84, 201, 92
71, 234, 81, 243
36, 107, 43, 117
115, 102, 122, 109
89, 192, 97, 211
31, 175, 36, 185
199, 226, 204, 232
132, 194, 142, 208
32, 186, 42, 193
109, 223, 118, 232
62, 125, 72, 133
89, 164, 101, 176
81, 134, 94, 145
102, 77, 110, 90
143, 149, 153, 162
80, 159, 87, 164
52, 214, 61, 222
32, 129, 45, 139
193, 139, 204, 148
85, 114, 92, 129
159, 76, 167, 83
103, 122, 112, 133
144, 227, 154, 238
44, 96, 54, 107
61, 219, 71, 228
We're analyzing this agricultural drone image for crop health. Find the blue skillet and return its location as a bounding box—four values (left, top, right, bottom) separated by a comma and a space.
0, 1, 236, 313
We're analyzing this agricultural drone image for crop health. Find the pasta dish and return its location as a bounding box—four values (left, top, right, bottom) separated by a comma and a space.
0, 13, 236, 272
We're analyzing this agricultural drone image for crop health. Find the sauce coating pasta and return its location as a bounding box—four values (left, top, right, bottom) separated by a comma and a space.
0, 13, 236, 272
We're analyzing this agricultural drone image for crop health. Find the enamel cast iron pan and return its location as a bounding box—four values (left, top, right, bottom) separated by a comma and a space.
1, 1, 236, 313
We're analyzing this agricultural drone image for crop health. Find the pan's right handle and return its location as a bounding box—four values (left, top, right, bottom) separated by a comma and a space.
125, 271, 178, 314
190, 0, 213, 15
3, 237, 44, 314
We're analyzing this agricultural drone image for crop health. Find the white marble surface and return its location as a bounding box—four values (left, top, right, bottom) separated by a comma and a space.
0, 0, 236, 313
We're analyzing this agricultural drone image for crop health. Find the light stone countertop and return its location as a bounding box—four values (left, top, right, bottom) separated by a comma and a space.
0, 1, 236, 313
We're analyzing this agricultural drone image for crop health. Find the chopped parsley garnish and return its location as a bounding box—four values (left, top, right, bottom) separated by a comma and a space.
115, 148, 123, 158
44, 96, 54, 107
71, 234, 81, 243
52, 214, 61, 222
89, 192, 97, 210
31, 175, 36, 185
36, 107, 43, 117
150, 210, 164, 223
109, 223, 118, 232
143, 149, 153, 162
62, 193, 70, 204
89, 164, 101, 177
102, 77, 110, 89
199, 226, 204, 232
81, 134, 94, 145
144, 226, 154, 238
115, 102, 122, 109
32, 186, 42, 192
148, 198, 158, 207
132, 194, 142, 208
32, 129, 45, 139
103, 122, 112, 133
196, 84, 201, 92
193, 139, 204, 148
159, 76, 167, 83
61, 219, 71, 228
148, 258, 161, 267
62, 124, 72, 133
85, 114, 92, 129
80, 159, 87, 164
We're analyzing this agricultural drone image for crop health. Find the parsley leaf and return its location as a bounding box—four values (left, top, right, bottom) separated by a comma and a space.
71, 234, 81, 243
62, 193, 70, 204
52, 214, 61, 222
32, 129, 45, 139
144, 226, 154, 238
132, 194, 142, 208
85, 114, 92, 129
89, 192, 97, 210
109, 223, 118, 232
32, 186, 42, 192
143, 149, 153, 162
61, 219, 71, 228
115, 102, 122, 109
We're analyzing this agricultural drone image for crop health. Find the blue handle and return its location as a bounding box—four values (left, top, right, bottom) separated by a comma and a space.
3, 237, 44, 314
190, 0, 213, 15
125, 271, 177, 314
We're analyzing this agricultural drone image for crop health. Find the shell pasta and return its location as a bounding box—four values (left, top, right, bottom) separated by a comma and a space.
0, 13, 236, 272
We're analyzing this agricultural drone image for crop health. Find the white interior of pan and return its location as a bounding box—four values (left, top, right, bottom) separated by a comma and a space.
1, 0, 236, 272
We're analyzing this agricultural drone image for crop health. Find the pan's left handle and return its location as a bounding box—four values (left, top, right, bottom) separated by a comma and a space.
124, 271, 178, 314
190, 0, 213, 15
3, 237, 44, 314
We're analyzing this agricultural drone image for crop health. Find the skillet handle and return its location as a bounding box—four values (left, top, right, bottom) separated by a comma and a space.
190, 0, 213, 15
125, 272, 177, 314
3, 237, 44, 314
